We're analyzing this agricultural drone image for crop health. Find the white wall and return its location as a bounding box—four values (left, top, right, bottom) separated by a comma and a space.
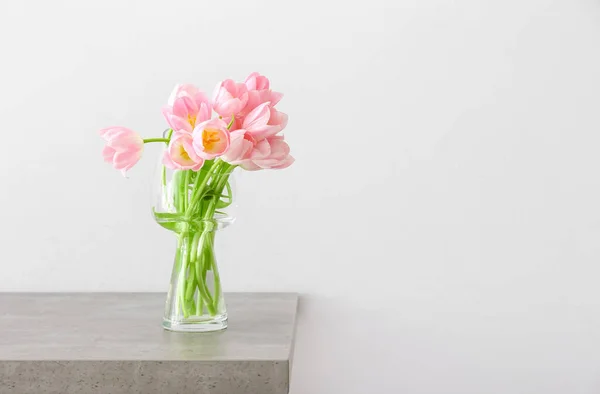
2, 0, 600, 392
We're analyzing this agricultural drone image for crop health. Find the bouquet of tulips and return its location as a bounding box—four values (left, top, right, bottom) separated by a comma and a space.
100, 72, 292, 174
100, 73, 293, 331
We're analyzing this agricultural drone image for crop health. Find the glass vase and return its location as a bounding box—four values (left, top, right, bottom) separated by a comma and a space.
153, 147, 238, 332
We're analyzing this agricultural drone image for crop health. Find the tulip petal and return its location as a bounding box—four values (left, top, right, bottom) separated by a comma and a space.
100, 126, 144, 174
269, 91, 283, 107
243, 102, 271, 131
168, 115, 193, 133
100, 126, 130, 140
245, 72, 271, 91
197, 102, 212, 123
168, 133, 203, 169
250, 139, 271, 160
163, 151, 177, 170
212, 80, 249, 117
162, 106, 174, 125
240, 160, 261, 171
221, 130, 246, 163
172, 98, 188, 119
168, 84, 200, 106
244, 72, 259, 90
248, 125, 282, 141
270, 109, 288, 129
272, 155, 294, 169
268, 138, 290, 160
102, 145, 116, 163
165, 85, 211, 131
108, 133, 143, 151
113, 151, 140, 170
192, 119, 230, 160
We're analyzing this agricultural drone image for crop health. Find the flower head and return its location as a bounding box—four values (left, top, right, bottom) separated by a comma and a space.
100, 126, 144, 176
241, 72, 283, 116
192, 118, 230, 160
212, 79, 248, 118
242, 135, 294, 171
222, 131, 293, 171
242, 102, 288, 141
162, 84, 212, 133
221, 129, 256, 164
164, 133, 204, 171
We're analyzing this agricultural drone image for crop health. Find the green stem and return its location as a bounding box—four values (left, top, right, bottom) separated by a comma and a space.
189, 231, 201, 263
174, 235, 184, 315
202, 165, 235, 221
207, 232, 222, 312
185, 261, 196, 301
186, 161, 223, 218
196, 286, 204, 316
197, 232, 216, 315
160, 130, 173, 187
194, 258, 203, 314
226, 115, 235, 129
170, 159, 236, 319
182, 170, 191, 211
184, 235, 193, 318
143, 138, 170, 144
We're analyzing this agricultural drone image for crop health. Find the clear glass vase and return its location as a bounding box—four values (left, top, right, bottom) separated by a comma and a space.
153, 145, 238, 332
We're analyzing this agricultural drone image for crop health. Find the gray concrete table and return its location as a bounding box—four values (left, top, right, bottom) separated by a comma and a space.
0, 293, 298, 394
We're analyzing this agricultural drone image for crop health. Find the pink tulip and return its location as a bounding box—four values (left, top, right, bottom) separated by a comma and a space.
191, 118, 230, 160
245, 72, 271, 91
245, 136, 294, 170
269, 107, 288, 130
162, 84, 212, 133
223, 132, 293, 171
212, 79, 248, 118
100, 126, 144, 175
221, 129, 256, 164
241, 72, 283, 116
164, 133, 204, 171
242, 102, 288, 141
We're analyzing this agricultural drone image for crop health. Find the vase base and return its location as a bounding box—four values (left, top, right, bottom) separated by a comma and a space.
162, 314, 228, 332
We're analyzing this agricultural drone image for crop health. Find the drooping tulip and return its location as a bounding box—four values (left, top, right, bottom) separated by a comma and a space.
100, 126, 144, 175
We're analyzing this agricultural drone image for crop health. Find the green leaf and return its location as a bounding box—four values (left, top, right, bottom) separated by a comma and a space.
215, 200, 232, 209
